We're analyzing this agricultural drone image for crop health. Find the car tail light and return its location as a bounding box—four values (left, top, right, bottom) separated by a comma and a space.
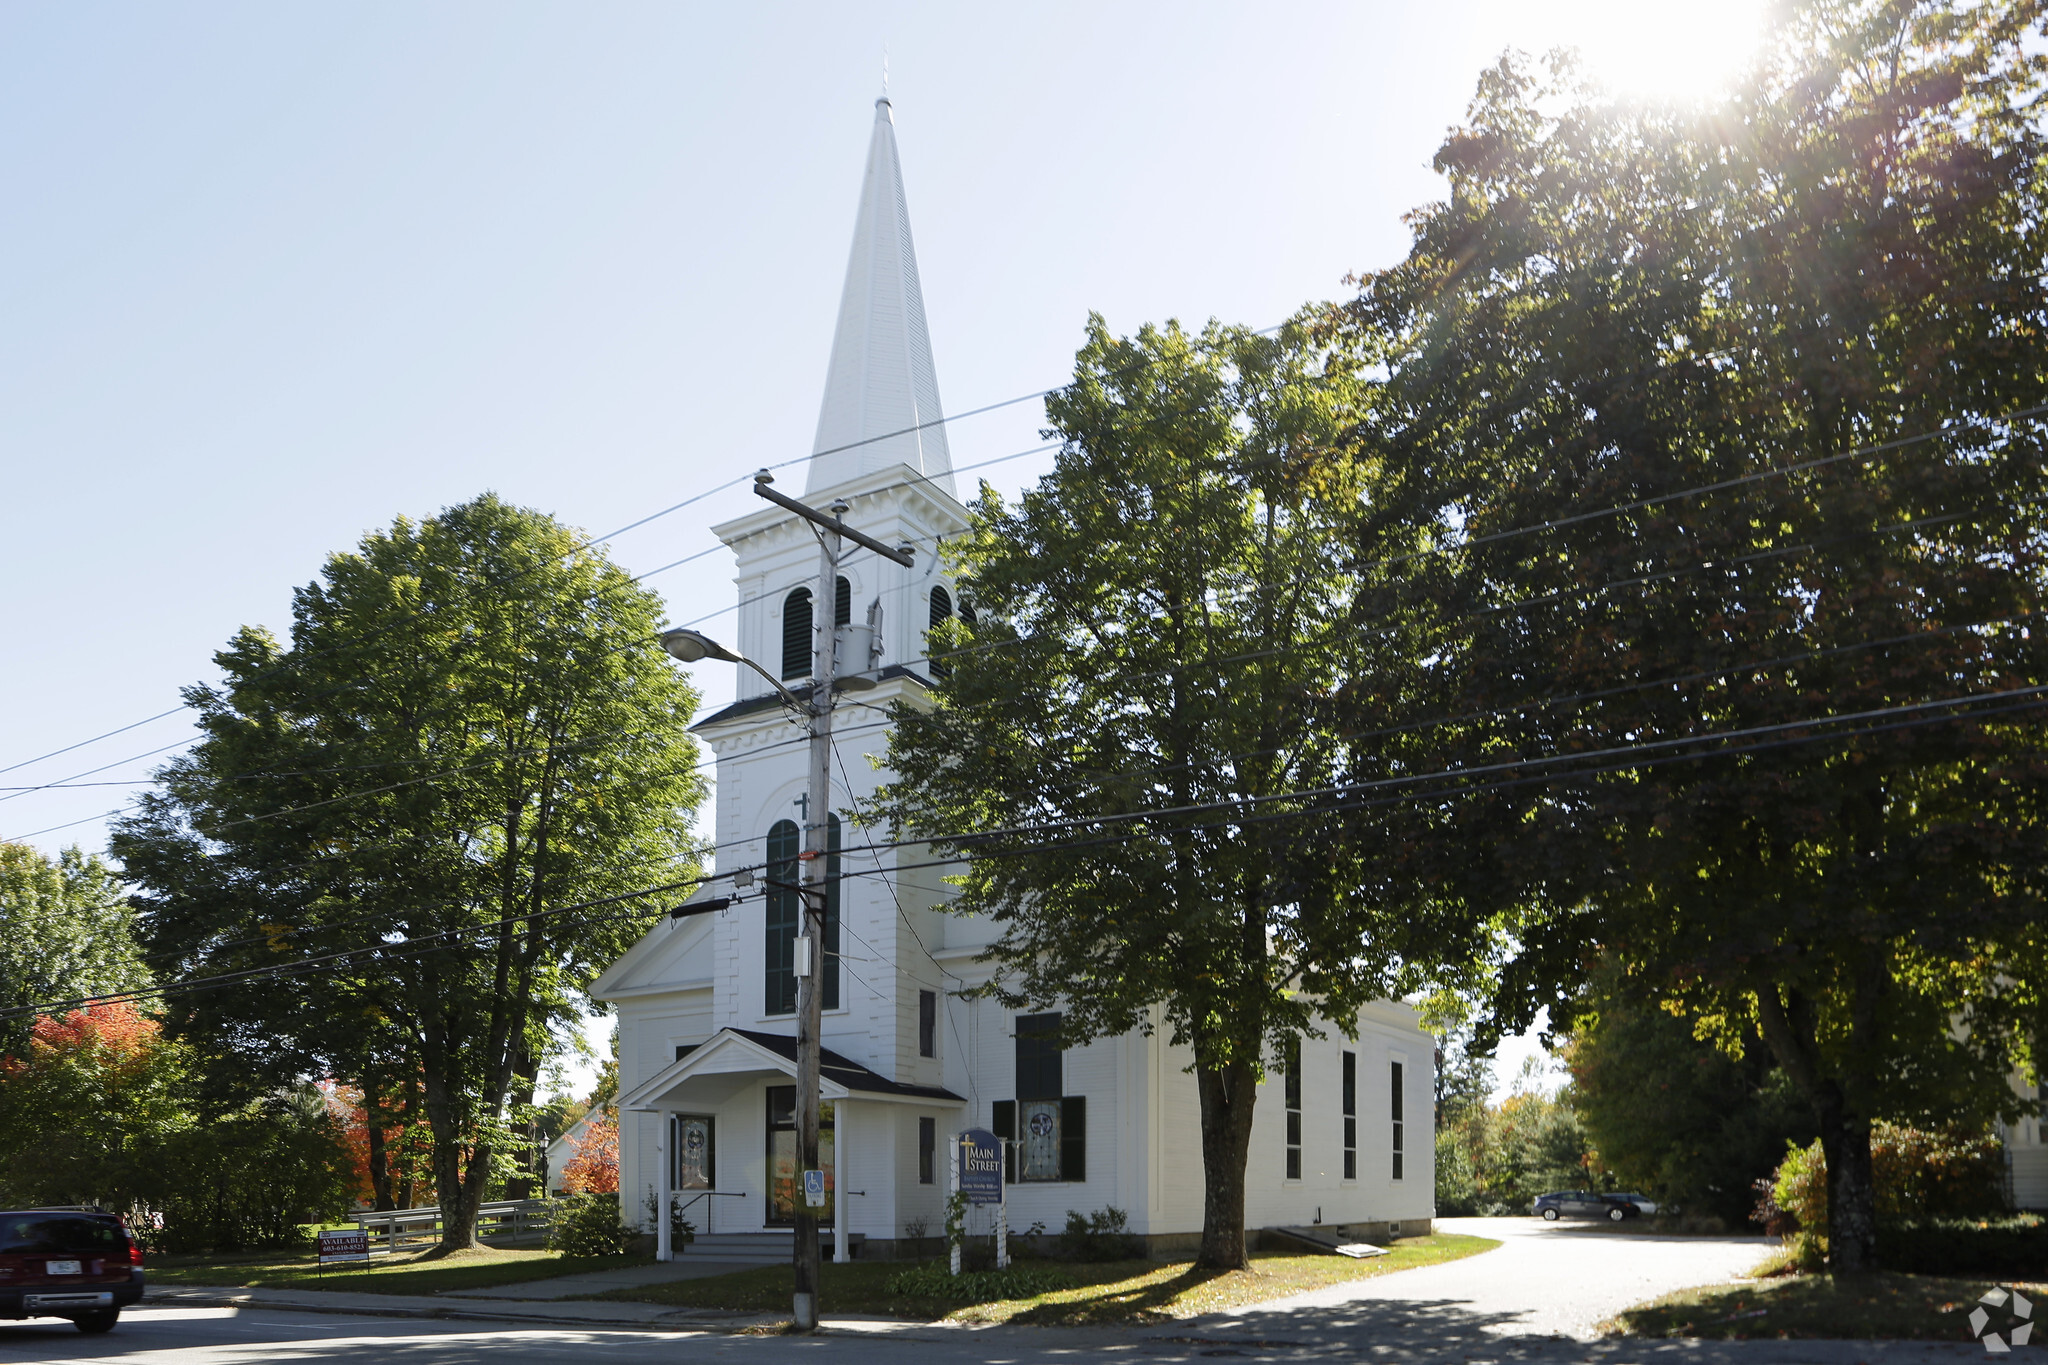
127, 1240, 145, 1266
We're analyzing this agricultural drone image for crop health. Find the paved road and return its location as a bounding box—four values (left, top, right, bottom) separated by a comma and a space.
1228, 1215, 1777, 1339
0, 1220, 1997, 1363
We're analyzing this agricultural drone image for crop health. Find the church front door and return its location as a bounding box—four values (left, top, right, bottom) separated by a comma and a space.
765, 1085, 835, 1226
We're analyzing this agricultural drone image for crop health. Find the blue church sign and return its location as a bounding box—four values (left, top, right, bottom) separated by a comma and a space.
957, 1127, 1003, 1204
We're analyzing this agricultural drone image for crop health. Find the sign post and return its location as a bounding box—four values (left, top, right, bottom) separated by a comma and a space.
956, 1127, 1006, 1273
316, 1229, 369, 1276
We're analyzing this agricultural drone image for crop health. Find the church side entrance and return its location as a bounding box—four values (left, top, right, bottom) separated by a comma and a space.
765, 1085, 835, 1227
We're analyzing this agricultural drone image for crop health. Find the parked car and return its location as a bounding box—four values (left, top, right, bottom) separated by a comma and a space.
1608, 1192, 1660, 1216
0, 1208, 145, 1333
1531, 1190, 1640, 1223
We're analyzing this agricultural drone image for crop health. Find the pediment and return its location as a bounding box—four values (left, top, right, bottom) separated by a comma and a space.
589, 903, 717, 1000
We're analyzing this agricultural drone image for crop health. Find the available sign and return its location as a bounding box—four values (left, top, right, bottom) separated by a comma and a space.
957, 1127, 1003, 1205
317, 1230, 370, 1265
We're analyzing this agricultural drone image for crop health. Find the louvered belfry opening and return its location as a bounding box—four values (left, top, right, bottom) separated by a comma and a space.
781, 588, 812, 679
928, 586, 952, 677
780, 578, 853, 681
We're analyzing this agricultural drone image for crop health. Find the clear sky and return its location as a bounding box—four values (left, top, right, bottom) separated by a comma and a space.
1, 0, 1764, 1097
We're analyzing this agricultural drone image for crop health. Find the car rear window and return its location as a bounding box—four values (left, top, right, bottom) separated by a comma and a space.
0, 1216, 127, 1254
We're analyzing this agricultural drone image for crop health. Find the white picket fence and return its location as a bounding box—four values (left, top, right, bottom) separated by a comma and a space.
350, 1198, 552, 1252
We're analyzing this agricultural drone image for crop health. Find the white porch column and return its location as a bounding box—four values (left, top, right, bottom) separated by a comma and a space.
833, 1101, 851, 1264
655, 1112, 672, 1263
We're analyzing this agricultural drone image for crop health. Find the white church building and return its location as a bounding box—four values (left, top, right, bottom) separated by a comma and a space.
592, 98, 1437, 1260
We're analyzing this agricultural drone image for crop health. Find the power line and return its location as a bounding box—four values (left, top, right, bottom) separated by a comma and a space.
11, 395, 2031, 838
0, 394, 1070, 782
57, 496, 2017, 868
15, 676, 2039, 1026
0, 439, 1064, 847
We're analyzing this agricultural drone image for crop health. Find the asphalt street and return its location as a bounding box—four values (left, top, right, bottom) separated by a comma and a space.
0, 1218, 2000, 1364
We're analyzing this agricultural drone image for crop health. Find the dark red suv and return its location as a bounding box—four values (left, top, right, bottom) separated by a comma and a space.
0, 1209, 145, 1333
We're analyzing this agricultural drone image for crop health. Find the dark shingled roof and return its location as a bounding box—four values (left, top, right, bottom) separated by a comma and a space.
728, 1027, 962, 1103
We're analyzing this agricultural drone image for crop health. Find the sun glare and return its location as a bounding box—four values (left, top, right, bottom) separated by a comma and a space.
1502, 0, 1773, 101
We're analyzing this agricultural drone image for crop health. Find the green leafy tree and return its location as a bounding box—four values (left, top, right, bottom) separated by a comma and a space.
113, 494, 707, 1250
0, 843, 150, 1051
1566, 979, 1815, 1225
1344, 1, 2048, 1272
879, 318, 1455, 1268
0, 1000, 353, 1250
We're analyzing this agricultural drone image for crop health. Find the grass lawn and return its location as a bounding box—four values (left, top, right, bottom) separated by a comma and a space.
148, 1245, 652, 1296
1604, 1272, 2048, 1342
592, 1231, 1498, 1326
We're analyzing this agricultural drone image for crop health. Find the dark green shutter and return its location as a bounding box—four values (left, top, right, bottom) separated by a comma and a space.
993, 1101, 1016, 1184
765, 820, 800, 1014
1060, 1096, 1086, 1182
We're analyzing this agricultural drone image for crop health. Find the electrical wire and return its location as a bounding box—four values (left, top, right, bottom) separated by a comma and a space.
15, 675, 2041, 1027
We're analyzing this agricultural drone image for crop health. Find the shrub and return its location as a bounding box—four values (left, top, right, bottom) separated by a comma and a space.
1875, 1215, 2048, 1276
885, 1264, 1078, 1302
1767, 1122, 2008, 1268
1054, 1206, 1144, 1261
144, 1096, 358, 1252
545, 1192, 629, 1256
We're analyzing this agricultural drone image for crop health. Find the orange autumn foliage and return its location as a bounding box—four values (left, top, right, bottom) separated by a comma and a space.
1, 1000, 162, 1077
560, 1113, 619, 1194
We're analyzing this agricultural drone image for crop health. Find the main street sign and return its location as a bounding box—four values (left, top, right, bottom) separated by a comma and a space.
957, 1127, 1003, 1205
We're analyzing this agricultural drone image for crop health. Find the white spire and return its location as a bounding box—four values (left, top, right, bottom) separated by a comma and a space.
807, 98, 954, 496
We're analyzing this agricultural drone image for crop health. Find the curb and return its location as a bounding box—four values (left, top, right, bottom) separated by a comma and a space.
141, 1286, 770, 1334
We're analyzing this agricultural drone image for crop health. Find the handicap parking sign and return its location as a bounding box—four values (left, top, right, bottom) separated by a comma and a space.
803, 1168, 826, 1207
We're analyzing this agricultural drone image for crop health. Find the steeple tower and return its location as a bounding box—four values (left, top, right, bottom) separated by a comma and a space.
807, 98, 953, 496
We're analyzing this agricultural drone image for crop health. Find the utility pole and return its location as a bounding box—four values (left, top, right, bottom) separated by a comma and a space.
752, 470, 912, 1332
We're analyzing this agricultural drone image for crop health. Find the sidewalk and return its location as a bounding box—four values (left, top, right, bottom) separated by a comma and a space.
141, 1281, 772, 1332
140, 1281, 1025, 1341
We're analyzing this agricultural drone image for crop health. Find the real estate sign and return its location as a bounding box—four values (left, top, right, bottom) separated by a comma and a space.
317, 1230, 369, 1265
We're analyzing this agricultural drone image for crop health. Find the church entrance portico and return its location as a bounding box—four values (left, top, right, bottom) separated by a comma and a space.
619, 1027, 962, 1257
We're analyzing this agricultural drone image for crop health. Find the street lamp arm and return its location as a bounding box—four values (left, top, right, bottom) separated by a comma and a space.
662, 627, 808, 711
741, 657, 809, 710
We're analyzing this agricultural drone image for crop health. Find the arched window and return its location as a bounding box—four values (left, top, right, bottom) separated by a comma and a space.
928, 586, 953, 678
781, 589, 812, 680
780, 578, 853, 681
764, 815, 840, 1015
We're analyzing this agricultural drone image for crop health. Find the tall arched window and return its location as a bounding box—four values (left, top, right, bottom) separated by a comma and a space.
781, 589, 812, 680
780, 579, 853, 681
764, 815, 840, 1015
928, 586, 953, 678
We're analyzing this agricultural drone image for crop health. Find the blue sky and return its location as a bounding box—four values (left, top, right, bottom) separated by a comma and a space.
1, 0, 1764, 1094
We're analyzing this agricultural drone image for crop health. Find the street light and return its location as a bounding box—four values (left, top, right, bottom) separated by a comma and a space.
661, 628, 807, 709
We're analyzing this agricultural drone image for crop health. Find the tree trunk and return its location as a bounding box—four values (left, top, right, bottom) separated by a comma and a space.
1194, 1054, 1262, 1270
420, 1032, 486, 1253
1752, 983, 1880, 1274
1816, 1092, 1879, 1275
502, 1043, 540, 1200
364, 1078, 396, 1212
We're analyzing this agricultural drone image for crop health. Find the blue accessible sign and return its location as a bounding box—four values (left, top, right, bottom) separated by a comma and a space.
958, 1127, 1004, 1205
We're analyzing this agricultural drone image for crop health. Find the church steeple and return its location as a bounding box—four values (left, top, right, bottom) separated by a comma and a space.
806, 98, 954, 496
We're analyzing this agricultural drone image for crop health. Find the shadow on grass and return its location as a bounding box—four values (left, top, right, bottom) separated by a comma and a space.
1000, 1264, 1235, 1325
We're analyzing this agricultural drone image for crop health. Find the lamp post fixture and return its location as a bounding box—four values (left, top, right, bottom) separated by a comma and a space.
660, 470, 912, 1333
